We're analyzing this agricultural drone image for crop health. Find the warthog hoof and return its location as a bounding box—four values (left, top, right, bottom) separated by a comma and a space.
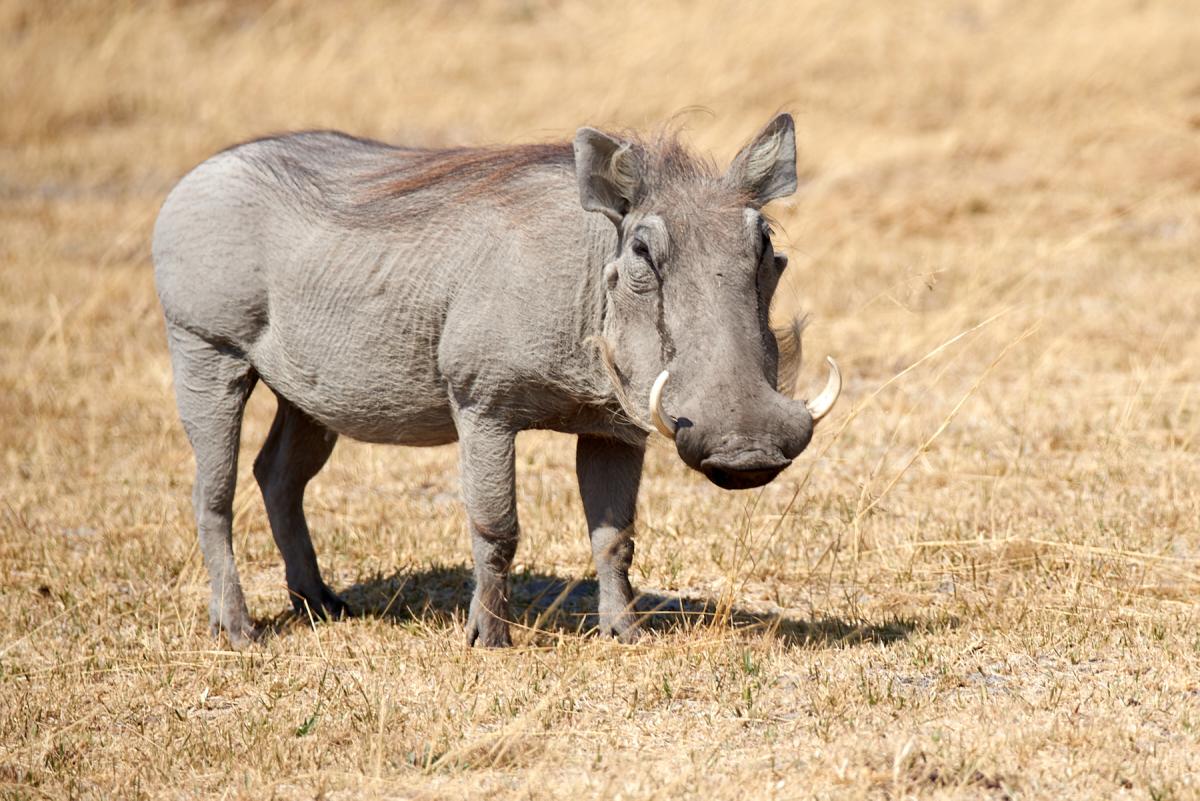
599, 612, 642, 644
210, 616, 259, 650
465, 606, 513, 648
290, 584, 352, 623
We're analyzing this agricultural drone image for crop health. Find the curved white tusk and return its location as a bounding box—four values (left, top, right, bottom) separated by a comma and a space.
806, 357, 842, 422
648, 370, 677, 439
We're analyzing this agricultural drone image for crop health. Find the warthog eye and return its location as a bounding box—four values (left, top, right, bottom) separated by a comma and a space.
631, 237, 652, 266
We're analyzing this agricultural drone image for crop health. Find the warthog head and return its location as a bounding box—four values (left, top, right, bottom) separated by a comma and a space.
575, 113, 841, 490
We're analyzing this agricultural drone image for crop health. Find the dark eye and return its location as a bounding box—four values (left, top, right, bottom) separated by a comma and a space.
631, 238, 652, 265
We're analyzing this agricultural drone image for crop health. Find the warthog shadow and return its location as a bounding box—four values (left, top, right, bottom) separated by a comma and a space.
271, 566, 950, 649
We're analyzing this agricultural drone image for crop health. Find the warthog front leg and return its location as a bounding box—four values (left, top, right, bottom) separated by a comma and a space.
456, 414, 519, 647
576, 435, 645, 642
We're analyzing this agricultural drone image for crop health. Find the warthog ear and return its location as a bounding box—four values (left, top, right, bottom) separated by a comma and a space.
573, 127, 640, 225
727, 113, 798, 207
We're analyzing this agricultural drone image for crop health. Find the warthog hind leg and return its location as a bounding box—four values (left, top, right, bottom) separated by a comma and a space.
167, 325, 258, 648
253, 393, 348, 622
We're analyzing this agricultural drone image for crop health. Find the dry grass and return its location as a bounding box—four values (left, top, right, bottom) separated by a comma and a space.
2, 0, 1200, 798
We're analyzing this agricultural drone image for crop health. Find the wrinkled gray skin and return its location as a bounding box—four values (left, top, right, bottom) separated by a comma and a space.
153, 113, 815, 648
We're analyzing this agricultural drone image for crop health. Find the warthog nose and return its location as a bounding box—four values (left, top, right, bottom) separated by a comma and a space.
699, 449, 792, 491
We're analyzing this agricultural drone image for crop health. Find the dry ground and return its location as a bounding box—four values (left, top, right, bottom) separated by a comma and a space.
2, 1, 1200, 798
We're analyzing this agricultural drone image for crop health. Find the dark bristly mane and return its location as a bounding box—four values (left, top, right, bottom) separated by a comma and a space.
361, 142, 576, 203
334, 129, 745, 231
358, 131, 731, 205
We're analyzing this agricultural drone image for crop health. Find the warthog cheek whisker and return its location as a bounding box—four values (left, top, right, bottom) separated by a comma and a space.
586, 335, 655, 434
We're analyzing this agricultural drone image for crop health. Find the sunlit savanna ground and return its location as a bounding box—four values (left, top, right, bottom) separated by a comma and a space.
2, 1, 1199, 798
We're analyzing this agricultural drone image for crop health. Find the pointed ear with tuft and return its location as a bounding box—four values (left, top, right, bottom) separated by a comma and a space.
727, 113, 798, 208
573, 127, 641, 225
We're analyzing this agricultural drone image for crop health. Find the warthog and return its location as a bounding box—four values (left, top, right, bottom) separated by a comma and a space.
153, 113, 841, 647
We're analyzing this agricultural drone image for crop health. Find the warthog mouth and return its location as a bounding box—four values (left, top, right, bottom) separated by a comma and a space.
699, 450, 793, 490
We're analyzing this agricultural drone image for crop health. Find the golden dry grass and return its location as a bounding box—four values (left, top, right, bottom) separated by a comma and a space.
2, 0, 1200, 798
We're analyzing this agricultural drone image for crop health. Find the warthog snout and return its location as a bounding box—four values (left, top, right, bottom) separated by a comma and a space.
675, 405, 813, 490
650, 359, 841, 490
